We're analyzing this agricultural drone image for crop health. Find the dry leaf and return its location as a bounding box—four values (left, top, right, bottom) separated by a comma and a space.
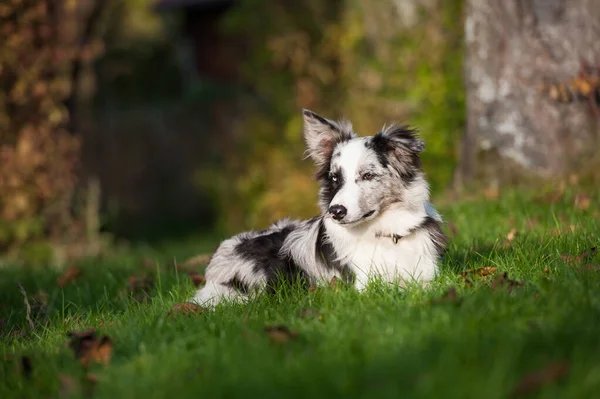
573, 193, 591, 210
511, 362, 570, 396
484, 186, 499, 200
329, 277, 340, 288
446, 222, 458, 237
67, 329, 113, 367
20, 355, 32, 379
59, 374, 80, 398
539, 191, 564, 204
264, 325, 299, 343
431, 286, 462, 305
182, 253, 212, 268
560, 247, 597, 264
188, 272, 206, 287
490, 272, 525, 293
167, 302, 205, 316
298, 308, 322, 319
525, 217, 540, 230
461, 266, 497, 278
127, 276, 154, 303
506, 228, 519, 242
57, 266, 82, 287
581, 264, 600, 272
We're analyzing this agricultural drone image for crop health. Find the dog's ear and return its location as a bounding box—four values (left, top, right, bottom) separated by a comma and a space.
372, 124, 424, 182
380, 124, 425, 154
302, 109, 355, 168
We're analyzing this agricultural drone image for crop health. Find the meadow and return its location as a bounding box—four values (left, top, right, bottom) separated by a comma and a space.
1, 188, 599, 399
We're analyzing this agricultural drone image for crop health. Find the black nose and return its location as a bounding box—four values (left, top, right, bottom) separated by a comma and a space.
328, 205, 347, 221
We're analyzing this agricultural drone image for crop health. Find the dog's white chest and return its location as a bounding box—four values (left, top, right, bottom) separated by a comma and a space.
325, 217, 438, 290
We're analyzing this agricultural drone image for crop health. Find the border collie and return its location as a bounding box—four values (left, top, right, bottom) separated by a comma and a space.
191, 110, 446, 307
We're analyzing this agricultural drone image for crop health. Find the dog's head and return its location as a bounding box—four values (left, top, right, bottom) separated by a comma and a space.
302, 109, 426, 227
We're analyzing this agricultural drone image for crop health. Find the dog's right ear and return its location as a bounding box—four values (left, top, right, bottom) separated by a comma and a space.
302, 109, 354, 169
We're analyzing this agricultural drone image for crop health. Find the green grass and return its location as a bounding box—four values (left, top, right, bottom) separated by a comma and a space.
1, 188, 599, 398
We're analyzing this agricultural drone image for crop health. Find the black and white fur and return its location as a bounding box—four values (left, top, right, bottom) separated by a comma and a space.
191, 110, 446, 307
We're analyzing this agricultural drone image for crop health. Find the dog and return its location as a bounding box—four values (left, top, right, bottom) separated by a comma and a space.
191, 109, 446, 307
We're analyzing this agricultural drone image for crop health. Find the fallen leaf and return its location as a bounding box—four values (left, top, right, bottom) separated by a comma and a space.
57, 266, 83, 287
484, 186, 499, 200
573, 193, 591, 210
580, 264, 600, 272
431, 286, 462, 305
167, 302, 205, 316
19, 355, 32, 379
298, 308, 322, 319
182, 253, 213, 268
67, 329, 113, 367
560, 247, 597, 264
446, 222, 458, 237
490, 272, 525, 293
511, 362, 570, 396
188, 272, 206, 287
264, 325, 299, 343
329, 277, 340, 288
58, 374, 80, 398
127, 276, 154, 303
506, 228, 519, 242
539, 191, 564, 204
525, 217, 540, 230
461, 266, 498, 279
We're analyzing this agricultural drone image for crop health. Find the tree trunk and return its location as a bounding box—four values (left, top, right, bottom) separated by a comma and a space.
458, 0, 600, 186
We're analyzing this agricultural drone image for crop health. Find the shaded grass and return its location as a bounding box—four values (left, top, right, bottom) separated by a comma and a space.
1, 188, 600, 398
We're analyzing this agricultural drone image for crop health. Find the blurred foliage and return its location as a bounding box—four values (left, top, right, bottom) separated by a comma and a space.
0, 0, 106, 265
201, 0, 465, 232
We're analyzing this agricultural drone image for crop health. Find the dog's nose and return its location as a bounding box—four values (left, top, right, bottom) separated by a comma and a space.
328, 205, 347, 221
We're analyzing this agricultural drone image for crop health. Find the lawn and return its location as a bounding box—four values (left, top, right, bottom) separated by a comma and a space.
1, 188, 599, 399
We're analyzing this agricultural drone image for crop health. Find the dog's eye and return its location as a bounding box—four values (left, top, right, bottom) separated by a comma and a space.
362, 172, 375, 181
329, 174, 338, 182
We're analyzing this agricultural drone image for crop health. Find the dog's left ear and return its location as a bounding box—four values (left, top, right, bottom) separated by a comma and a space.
380, 124, 425, 154
302, 109, 355, 168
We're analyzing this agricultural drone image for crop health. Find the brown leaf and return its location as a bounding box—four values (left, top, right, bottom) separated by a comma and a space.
580, 264, 600, 272
506, 228, 519, 242
329, 277, 340, 288
167, 302, 205, 316
58, 374, 81, 398
511, 362, 570, 396
57, 266, 82, 287
431, 286, 462, 305
573, 193, 591, 210
446, 222, 458, 237
127, 276, 154, 303
188, 272, 206, 287
264, 325, 299, 343
461, 266, 498, 279
182, 253, 213, 268
561, 247, 597, 264
67, 329, 113, 367
484, 186, 499, 200
490, 272, 525, 293
59, 374, 80, 398
539, 191, 564, 204
19, 355, 32, 379
298, 308, 322, 319
525, 217, 540, 230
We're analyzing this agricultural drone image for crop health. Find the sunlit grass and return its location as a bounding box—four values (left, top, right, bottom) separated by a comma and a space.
1, 188, 599, 398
